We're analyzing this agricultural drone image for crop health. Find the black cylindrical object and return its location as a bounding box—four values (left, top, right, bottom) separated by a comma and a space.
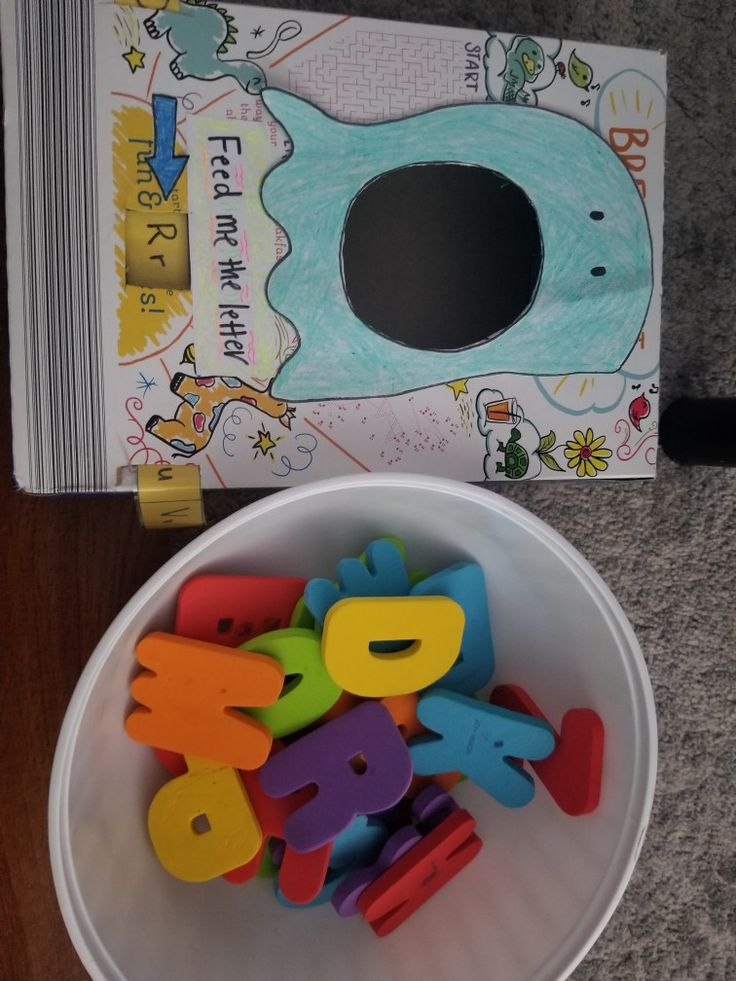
660, 398, 736, 466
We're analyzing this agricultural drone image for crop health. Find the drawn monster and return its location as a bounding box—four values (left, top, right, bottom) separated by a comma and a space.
501, 37, 543, 102
144, 0, 265, 94
259, 90, 653, 401
484, 34, 558, 105
146, 373, 291, 457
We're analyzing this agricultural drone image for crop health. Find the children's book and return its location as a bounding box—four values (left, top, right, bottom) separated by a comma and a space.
1, 0, 665, 493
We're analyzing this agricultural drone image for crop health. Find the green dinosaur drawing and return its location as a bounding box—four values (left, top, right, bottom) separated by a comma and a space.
144, 0, 265, 95
501, 37, 545, 103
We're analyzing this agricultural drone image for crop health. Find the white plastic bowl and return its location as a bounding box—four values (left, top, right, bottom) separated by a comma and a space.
49, 475, 657, 981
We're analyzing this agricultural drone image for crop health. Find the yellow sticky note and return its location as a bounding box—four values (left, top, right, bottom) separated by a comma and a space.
112, 103, 190, 359
136, 464, 204, 528
126, 210, 190, 290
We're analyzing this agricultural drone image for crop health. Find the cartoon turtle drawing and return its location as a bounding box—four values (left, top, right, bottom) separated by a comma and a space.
496, 427, 530, 478
478, 391, 564, 480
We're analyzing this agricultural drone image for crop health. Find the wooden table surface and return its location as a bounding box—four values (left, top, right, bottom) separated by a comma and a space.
0, 256, 184, 978
0, 383, 173, 978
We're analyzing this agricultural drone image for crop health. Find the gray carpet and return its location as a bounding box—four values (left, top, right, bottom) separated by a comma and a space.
186, 1, 736, 976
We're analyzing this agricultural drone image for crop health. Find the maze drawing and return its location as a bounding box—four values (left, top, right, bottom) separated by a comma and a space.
286, 30, 477, 121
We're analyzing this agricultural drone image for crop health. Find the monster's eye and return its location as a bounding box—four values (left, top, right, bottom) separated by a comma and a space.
591, 266, 607, 277
341, 163, 542, 351
590, 211, 605, 220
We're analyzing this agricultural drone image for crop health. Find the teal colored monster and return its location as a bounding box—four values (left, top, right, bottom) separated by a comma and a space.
260, 90, 653, 401
144, 0, 265, 94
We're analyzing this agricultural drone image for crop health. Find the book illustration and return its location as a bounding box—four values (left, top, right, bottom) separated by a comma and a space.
628, 389, 653, 432
143, 1, 266, 94
145, 371, 292, 458
483, 34, 561, 105
126, 396, 167, 466
534, 329, 659, 417
611, 380, 659, 466
562, 427, 613, 478
218, 402, 308, 466
94, 6, 666, 488
614, 416, 658, 466
257, 89, 652, 400
145, 94, 189, 203
268, 431, 319, 477
536, 68, 665, 418
476, 389, 563, 480
595, 69, 666, 204
114, 3, 147, 74
245, 20, 302, 61
567, 50, 595, 92
123, 45, 147, 74
113, 103, 190, 359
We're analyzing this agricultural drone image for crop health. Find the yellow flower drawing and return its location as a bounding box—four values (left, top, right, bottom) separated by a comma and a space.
564, 428, 612, 477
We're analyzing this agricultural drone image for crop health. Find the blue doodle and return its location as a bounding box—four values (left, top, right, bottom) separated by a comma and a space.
135, 372, 157, 398
534, 360, 660, 417
169, 437, 197, 456
147, 94, 189, 200
220, 404, 253, 458
270, 432, 318, 477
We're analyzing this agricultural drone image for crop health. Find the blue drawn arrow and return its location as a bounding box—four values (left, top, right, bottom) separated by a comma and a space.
147, 94, 188, 200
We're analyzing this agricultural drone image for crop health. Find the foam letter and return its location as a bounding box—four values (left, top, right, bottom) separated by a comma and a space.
322, 596, 464, 697
259, 701, 412, 852
242, 628, 342, 737
410, 689, 555, 807
125, 631, 283, 769
411, 562, 494, 693
147, 756, 262, 882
